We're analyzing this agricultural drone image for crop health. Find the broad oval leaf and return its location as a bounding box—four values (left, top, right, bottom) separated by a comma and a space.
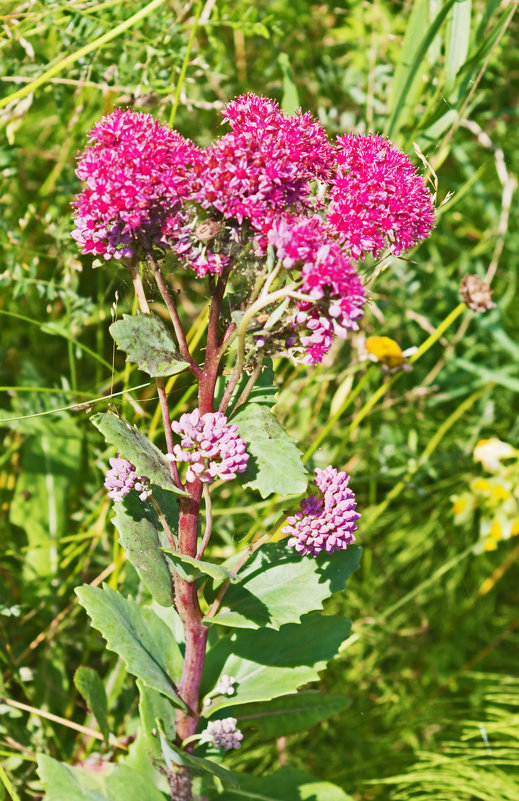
74, 667, 110, 745
214, 766, 354, 801
37, 755, 167, 801
235, 691, 351, 738
90, 413, 189, 496
205, 543, 361, 630
75, 585, 185, 708
232, 404, 308, 498
113, 493, 173, 607
202, 613, 351, 713
110, 313, 189, 377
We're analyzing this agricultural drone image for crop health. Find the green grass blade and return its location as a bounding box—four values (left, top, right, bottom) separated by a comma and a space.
0, 0, 169, 110
446, 0, 472, 91
385, 0, 459, 138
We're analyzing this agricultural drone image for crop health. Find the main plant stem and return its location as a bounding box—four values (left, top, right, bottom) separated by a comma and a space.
174, 267, 230, 746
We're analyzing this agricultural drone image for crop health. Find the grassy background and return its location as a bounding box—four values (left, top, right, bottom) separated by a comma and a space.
1, 1, 519, 798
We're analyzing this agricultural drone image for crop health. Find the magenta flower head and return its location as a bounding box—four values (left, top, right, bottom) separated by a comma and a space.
201, 717, 243, 751
193, 94, 334, 232
104, 457, 152, 503
327, 133, 435, 261
268, 216, 366, 364
282, 466, 360, 557
168, 409, 249, 484
72, 108, 197, 261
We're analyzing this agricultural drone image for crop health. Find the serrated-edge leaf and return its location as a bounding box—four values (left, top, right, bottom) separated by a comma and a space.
109, 314, 189, 377
205, 543, 361, 630
204, 614, 351, 713
90, 413, 189, 496
162, 549, 238, 584
75, 585, 186, 709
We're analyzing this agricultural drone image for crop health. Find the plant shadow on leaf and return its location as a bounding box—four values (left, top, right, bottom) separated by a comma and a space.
201, 612, 351, 704
206, 543, 361, 630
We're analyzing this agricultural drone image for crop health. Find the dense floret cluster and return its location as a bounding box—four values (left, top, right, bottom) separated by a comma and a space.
282, 466, 360, 557
72, 109, 196, 261
201, 717, 243, 751
327, 133, 435, 260
104, 457, 152, 503
73, 97, 435, 360
192, 94, 334, 233
268, 215, 365, 363
168, 410, 249, 483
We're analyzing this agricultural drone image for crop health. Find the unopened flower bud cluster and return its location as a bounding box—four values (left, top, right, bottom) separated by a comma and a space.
169, 409, 249, 484
283, 466, 360, 557
201, 717, 243, 751
104, 457, 152, 503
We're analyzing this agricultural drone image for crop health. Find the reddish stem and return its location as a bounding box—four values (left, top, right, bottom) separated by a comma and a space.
174, 269, 230, 744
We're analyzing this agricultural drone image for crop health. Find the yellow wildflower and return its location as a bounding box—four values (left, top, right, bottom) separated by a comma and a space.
473, 438, 516, 472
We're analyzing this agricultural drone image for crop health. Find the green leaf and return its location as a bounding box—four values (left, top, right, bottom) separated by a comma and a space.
278, 52, 300, 114
74, 667, 110, 745
113, 493, 174, 607
207, 766, 353, 800
9, 416, 82, 578
203, 613, 351, 713
159, 729, 238, 787
162, 549, 238, 584
232, 404, 308, 498
445, 0, 472, 91
386, 0, 459, 138
455, 358, 519, 393
235, 691, 351, 738
36, 755, 167, 801
90, 413, 189, 496
205, 543, 361, 630
216, 359, 277, 414
138, 679, 176, 740
75, 585, 185, 708
109, 314, 189, 377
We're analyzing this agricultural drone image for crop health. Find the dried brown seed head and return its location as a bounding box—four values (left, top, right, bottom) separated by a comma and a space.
195, 219, 222, 242
460, 274, 496, 313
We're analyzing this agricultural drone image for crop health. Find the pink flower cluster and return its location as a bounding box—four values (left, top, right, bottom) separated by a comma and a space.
327, 133, 435, 260
268, 216, 366, 364
282, 466, 360, 557
72, 109, 196, 261
104, 457, 151, 503
168, 409, 249, 483
73, 99, 436, 354
201, 717, 243, 751
193, 95, 334, 233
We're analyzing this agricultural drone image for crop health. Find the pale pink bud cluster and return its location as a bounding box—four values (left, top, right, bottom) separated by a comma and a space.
104, 457, 152, 503
268, 216, 365, 364
72, 109, 196, 261
327, 133, 435, 260
282, 466, 360, 557
201, 718, 243, 751
169, 410, 249, 484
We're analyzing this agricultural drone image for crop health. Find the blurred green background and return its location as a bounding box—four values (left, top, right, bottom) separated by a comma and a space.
1, 1, 519, 798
